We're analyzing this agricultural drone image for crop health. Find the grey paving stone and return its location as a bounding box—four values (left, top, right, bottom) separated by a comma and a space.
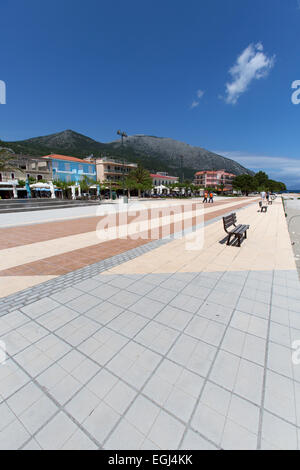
168, 334, 216, 377
146, 286, 177, 304
233, 359, 264, 405
126, 280, 155, 296
264, 370, 297, 425
126, 395, 160, 435
135, 321, 179, 355
108, 311, 148, 338
0, 402, 16, 432
19, 395, 58, 434
191, 401, 225, 446
109, 291, 141, 309
107, 276, 136, 289
104, 418, 145, 450
180, 429, 218, 450
209, 350, 240, 390
185, 317, 226, 347
65, 387, 101, 424
261, 411, 298, 450
66, 294, 102, 314
35, 412, 79, 450
170, 293, 202, 314
50, 287, 85, 304
73, 278, 103, 293
133, 296, 168, 322
221, 420, 257, 450
197, 302, 233, 325
0, 419, 30, 450
84, 301, 124, 325
62, 428, 99, 450
155, 305, 193, 331
147, 409, 185, 450
21, 298, 60, 319
82, 401, 120, 445
181, 284, 212, 300
89, 284, 120, 301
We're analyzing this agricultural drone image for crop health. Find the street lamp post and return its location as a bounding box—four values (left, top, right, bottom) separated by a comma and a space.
117, 130, 128, 196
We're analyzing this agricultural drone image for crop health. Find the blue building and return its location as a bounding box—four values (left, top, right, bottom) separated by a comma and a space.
43, 154, 96, 183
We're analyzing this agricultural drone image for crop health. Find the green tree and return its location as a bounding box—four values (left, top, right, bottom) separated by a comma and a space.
79, 176, 95, 193
125, 165, 152, 198
232, 174, 257, 196
0, 149, 20, 173
218, 183, 225, 195
254, 171, 269, 190
53, 179, 77, 198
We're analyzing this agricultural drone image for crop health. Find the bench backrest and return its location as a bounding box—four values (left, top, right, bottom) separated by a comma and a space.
223, 213, 237, 231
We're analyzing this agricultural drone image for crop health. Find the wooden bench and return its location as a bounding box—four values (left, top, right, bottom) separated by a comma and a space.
259, 201, 268, 212
223, 213, 250, 247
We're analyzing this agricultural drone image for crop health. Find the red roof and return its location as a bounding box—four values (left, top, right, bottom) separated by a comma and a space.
43, 154, 89, 163
150, 174, 178, 180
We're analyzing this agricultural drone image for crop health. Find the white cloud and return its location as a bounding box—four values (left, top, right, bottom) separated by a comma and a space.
190, 89, 204, 108
215, 150, 300, 188
224, 43, 275, 104
191, 100, 200, 109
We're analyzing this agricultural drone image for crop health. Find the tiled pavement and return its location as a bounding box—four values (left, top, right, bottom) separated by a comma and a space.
0, 197, 255, 297
0, 198, 300, 450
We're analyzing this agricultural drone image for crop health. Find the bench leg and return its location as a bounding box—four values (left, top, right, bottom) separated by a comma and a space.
227, 234, 232, 246
245, 230, 247, 239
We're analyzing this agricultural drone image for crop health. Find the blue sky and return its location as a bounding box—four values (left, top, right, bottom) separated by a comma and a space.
1, 0, 300, 187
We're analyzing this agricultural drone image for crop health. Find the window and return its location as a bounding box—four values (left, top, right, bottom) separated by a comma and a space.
65, 163, 71, 171
11, 173, 15, 180
0, 173, 2, 182
37, 175, 43, 181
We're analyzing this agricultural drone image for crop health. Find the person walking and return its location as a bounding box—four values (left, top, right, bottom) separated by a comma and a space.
209, 192, 214, 203
203, 191, 208, 203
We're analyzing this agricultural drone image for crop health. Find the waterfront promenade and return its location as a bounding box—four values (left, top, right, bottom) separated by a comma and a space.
0, 197, 299, 450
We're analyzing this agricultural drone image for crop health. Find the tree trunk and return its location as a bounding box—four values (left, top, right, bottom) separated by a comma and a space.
138, 189, 141, 198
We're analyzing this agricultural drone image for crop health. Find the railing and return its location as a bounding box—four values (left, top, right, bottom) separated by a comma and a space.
99, 157, 137, 167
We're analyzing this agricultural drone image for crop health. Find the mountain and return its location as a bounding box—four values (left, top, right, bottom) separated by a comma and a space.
0, 130, 253, 179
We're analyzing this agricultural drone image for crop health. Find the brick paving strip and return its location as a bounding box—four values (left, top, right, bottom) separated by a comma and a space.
0, 198, 255, 298
0, 197, 300, 450
0, 198, 249, 249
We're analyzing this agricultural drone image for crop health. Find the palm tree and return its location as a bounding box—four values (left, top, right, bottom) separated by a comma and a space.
125, 165, 152, 198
